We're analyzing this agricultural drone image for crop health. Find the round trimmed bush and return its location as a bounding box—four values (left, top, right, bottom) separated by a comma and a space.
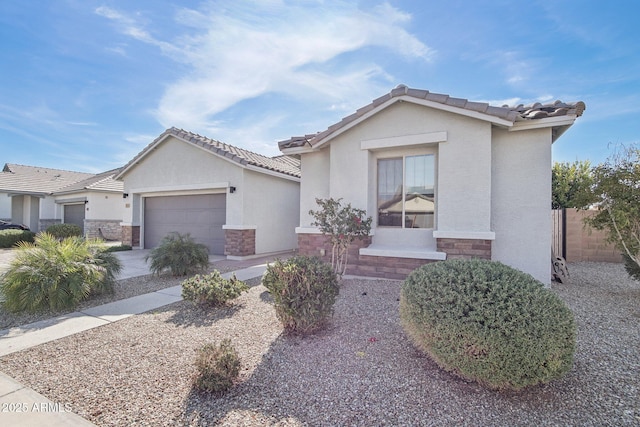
400, 258, 576, 390
262, 256, 339, 335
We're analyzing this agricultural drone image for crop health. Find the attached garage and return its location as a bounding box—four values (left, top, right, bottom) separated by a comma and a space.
144, 194, 226, 254
64, 203, 86, 233
117, 127, 301, 259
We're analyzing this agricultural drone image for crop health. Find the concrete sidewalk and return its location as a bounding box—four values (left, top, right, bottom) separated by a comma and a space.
0, 253, 273, 427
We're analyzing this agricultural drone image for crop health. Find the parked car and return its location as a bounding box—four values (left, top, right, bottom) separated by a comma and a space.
0, 220, 30, 231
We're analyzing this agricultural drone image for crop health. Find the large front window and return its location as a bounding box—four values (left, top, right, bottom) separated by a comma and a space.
377, 154, 435, 228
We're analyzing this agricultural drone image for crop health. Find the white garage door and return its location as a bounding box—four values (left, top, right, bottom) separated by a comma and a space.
144, 194, 226, 254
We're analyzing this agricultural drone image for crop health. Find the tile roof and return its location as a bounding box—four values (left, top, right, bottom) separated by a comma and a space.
119, 127, 301, 179
0, 164, 95, 195
54, 168, 124, 195
278, 85, 586, 150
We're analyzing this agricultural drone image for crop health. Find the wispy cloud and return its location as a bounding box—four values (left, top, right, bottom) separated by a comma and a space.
95, 1, 433, 147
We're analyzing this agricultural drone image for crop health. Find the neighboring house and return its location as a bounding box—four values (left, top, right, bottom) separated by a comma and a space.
0, 164, 123, 236
279, 85, 585, 283
115, 127, 300, 259
52, 169, 125, 240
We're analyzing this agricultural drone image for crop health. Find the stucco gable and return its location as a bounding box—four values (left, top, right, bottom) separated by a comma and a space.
278, 85, 585, 152
117, 128, 301, 180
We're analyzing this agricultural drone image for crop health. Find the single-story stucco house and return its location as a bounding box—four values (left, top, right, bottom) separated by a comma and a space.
0, 163, 124, 237
279, 85, 585, 283
115, 127, 300, 259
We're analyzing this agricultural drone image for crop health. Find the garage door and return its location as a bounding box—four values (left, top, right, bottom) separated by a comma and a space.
144, 194, 226, 254
64, 204, 86, 234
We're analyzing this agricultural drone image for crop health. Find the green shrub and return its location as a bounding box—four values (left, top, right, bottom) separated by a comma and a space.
400, 258, 576, 391
182, 271, 249, 306
145, 232, 209, 276
102, 244, 132, 253
45, 223, 83, 238
0, 229, 35, 248
0, 233, 122, 313
262, 256, 339, 335
193, 339, 241, 393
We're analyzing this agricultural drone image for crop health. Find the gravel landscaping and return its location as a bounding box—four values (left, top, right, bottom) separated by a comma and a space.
0, 260, 244, 329
0, 262, 639, 426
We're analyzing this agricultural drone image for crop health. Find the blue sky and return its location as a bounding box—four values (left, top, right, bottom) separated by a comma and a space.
1, 0, 638, 173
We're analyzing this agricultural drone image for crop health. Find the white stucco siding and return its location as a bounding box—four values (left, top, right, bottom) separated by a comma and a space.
86, 192, 125, 220
299, 149, 330, 227
39, 197, 56, 220
434, 114, 492, 234
0, 193, 11, 219
243, 169, 299, 253
491, 127, 552, 284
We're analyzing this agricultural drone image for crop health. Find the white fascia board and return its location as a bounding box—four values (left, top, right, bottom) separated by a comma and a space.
432, 230, 496, 240
404, 97, 515, 127
244, 164, 301, 182
279, 145, 319, 155
222, 224, 257, 230
130, 182, 229, 196
509, 115, 576, 132
361, 131, 447, 150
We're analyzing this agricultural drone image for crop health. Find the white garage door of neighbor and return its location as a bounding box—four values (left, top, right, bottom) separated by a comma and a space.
64, 204, 86, 233
144, 194, 226, 254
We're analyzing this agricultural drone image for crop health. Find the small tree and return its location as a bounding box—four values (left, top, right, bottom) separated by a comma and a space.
552, 160, 595, 209
585, 144, 640, 279
309, 198, 372, 275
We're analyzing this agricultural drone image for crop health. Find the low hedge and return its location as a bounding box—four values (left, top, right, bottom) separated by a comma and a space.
45, 223, 83, 239
0, 229, 36, 248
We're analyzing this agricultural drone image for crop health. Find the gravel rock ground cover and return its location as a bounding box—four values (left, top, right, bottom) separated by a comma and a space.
0, 261, 242, 329
0, 262, 638, 426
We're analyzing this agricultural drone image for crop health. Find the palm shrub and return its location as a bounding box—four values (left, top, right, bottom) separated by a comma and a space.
0, 233, 122, 313
145, 232, 209, 276
193, 339, 241, 393
262, 256, 339, 335
0, 229, 35, 248
400, 258, 576, 391
182, 271, 249, 306
45, 223, 83, 238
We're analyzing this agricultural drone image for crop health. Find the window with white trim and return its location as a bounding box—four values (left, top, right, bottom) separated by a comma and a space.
377, 154, 435, 228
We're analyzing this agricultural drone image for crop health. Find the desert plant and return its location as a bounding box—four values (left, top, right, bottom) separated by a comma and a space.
45, 223, 83, 238
0, 233, 122, 313
0, 229, 35, 248
585, 144, 640, 279
182, 271, 249, 306
262, 255, 339, 335
400, 258, 576, 391
193, 339, 241, 393
145, 232, 209, 276
309, 197, 372, 275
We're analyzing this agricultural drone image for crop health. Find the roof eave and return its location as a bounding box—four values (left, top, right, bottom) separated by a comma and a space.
310, 95, 515, 150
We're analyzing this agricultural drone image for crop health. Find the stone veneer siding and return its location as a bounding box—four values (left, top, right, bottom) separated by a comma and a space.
436, 238, 492, 259
85, 220, 122, 240
298, 234, 492, 279
121, 225, 140, 247
224, 228, 256, 257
